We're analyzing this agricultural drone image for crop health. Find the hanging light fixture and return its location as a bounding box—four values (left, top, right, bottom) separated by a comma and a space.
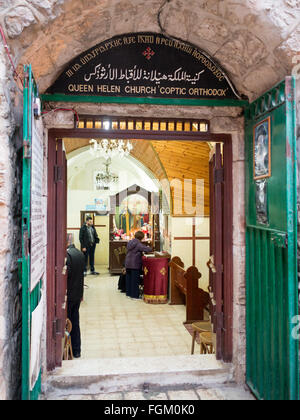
95, 158, 119, 190
89, 138, 133, 160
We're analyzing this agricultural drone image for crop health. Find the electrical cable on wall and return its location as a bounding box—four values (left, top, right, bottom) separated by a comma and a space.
157, 0, 187, 45
0, 25, 23, 91
157, 0, 171, 35
157, 1, 205, 54
158, 0, 209, 48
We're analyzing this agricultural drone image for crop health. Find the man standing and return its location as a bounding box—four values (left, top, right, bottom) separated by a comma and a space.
79, 216, 100, 276
66, 244, 85, 358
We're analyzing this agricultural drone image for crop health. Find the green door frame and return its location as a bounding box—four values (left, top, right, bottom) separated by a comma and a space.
21, 65, 43, 400
41, 93, 248, 108
38, 78, 298, 401
245, 77, 299, 401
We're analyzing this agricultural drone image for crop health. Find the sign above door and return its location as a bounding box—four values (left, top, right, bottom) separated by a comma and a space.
47, 32, 242, 101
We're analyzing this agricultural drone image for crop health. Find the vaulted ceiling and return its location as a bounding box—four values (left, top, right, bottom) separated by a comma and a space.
64, 138, 211, 216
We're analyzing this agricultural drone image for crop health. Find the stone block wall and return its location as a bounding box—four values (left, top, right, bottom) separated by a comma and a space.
0, 46, 23, 400
0, 0, 299, 399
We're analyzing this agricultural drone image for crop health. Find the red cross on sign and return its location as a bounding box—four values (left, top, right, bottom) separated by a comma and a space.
143, 47, 155, 60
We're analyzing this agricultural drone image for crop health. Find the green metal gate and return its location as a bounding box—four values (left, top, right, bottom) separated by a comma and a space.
245, 77, 299, 400
21, 65, 43, 400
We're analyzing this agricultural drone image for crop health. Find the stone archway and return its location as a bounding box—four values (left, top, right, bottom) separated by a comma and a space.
1, 0, 298, 101
0, 0, 299, 400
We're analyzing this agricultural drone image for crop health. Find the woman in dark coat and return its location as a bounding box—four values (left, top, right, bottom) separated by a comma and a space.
125, 231, 152, 299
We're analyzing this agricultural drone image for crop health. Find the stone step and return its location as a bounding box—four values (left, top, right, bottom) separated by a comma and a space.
42, 355, 233, 399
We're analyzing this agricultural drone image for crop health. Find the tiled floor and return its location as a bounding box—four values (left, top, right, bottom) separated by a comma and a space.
80, 267, 195, 359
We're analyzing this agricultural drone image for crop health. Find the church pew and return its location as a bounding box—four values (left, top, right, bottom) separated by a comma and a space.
169, 256, 210, 324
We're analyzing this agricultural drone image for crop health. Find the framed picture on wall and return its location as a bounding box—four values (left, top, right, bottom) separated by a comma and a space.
253, 117, 271, 180
256, 179, 269, 225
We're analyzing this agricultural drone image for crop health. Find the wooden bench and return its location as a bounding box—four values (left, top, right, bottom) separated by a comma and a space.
169, 256, 210, 324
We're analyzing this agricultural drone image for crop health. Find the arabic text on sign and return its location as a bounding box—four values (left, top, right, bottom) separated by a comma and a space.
83, 64, 205, 85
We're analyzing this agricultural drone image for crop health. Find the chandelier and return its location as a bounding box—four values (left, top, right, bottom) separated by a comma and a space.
89, 138, 133, 160
95, 158, 119, 190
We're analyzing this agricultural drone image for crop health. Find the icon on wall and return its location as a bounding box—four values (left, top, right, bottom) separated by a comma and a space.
85, 198, 108, 212
253, 117, 271, 180
256, 179, 268, 225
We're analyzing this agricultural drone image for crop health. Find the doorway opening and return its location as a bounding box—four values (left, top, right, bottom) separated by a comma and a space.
46, 115, 233, 371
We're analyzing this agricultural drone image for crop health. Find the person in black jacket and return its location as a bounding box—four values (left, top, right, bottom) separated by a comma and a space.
79, 216, 100, 276
66, 244, 85, 358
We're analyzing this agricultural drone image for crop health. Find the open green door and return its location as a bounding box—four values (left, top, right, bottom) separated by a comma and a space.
245, 77, 299, 400
21, 65, 44, 400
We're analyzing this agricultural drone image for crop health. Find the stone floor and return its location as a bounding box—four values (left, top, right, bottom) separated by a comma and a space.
80, 267, 194, 359
43, 267, 256, 400
43, 384, 255, 401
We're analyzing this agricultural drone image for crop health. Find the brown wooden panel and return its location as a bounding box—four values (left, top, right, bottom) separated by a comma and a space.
207, 142, 233, 363
46, 133, 57, 371
55, 140, 68, 367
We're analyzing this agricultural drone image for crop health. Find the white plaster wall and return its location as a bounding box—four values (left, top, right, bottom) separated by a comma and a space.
170, 217, 210, 292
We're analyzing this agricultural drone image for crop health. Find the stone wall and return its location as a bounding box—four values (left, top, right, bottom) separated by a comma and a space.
0, 46, 23, 400
0, 0, 298, 101
0, 0, 299, 399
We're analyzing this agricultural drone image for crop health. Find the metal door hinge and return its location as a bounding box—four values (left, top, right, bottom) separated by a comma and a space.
52, 320, 56, 340
54, 165, 63, 183
23, 230, 30, 257
217, 312, 224, 330
23, 140, 31, 158
216, 264, 224, 274
214, 168, 224, 184
53, 318, 62, 339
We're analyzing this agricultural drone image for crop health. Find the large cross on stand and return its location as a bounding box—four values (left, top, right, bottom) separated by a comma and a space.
173, 217, 210, 267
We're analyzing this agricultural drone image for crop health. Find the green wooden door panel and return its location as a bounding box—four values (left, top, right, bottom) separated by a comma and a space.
245, 77, 299, 401
21, 65, 42, 401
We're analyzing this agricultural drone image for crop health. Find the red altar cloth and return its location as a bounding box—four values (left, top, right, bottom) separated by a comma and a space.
142, 256, 169, 304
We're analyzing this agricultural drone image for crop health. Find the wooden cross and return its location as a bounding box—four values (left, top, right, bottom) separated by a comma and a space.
173, 217, 210, 266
